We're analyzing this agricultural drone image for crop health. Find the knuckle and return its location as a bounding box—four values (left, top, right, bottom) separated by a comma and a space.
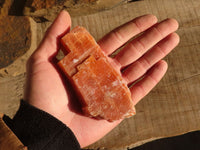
112, 29, 124, 44
137, 59, 149, 72
152, 26, 164, 38
27, 51, 43, 67
133, 19, 142, 33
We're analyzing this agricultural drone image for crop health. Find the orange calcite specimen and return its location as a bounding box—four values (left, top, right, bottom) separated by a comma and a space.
58, 26, 135, 121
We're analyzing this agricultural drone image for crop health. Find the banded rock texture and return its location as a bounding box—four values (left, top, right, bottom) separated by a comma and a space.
58, 26, 135, 121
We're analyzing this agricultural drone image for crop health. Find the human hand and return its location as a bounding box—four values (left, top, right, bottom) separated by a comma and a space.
24, 11, 179, 148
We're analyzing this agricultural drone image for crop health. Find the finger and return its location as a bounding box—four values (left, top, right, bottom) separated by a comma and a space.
34, 10, 71, 60
98, 14, 158, 55
115, 18, 179, 68
123, 32, 179, 84
131, 60, 168, 105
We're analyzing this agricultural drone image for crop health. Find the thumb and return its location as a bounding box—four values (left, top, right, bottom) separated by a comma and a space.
34, 10, 71, 61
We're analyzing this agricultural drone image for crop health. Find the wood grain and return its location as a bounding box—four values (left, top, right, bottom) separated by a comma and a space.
71, 0, 200, 149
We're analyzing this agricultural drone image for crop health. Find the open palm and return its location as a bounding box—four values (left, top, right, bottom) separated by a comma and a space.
24, 11, 179, 148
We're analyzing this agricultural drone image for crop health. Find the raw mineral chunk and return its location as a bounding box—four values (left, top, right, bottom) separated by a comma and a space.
58, 26, 135, 121
59, 26, 104, 77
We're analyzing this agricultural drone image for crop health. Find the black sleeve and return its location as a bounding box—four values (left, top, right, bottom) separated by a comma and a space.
3, 100, 81, 150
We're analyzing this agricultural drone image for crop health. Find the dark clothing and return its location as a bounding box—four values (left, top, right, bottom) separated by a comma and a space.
1, 100, 81, 150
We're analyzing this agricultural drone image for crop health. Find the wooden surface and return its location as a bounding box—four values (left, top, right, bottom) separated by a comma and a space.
81, 0, 200, 149
0, 0, 200, 149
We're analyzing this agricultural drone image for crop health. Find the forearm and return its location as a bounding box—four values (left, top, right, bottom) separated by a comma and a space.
2, 100, 81, 150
